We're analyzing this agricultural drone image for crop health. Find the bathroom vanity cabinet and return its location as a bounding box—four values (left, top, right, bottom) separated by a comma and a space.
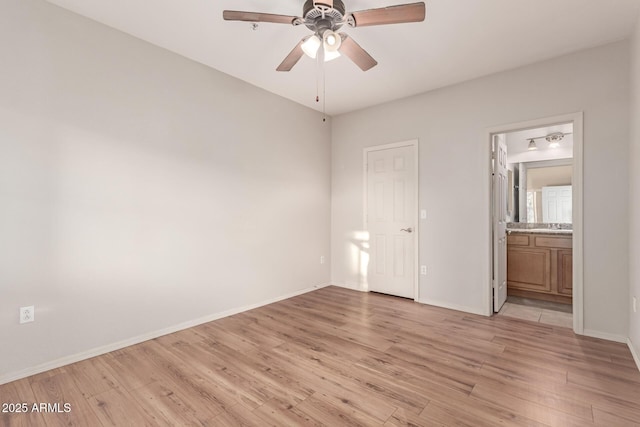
506, 231, 572, 304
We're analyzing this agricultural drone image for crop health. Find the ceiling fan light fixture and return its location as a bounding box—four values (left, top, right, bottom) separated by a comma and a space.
324, 49, 341, 61
527, 139, 537, 151
323, 30, 342, 52
301, 35, 322, 58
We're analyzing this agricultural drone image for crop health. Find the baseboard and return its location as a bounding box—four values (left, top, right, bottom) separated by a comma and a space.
628, 338, 640, 372
0, 283, 329, 386
417, 298, 487, 316
582, 329, 628, 343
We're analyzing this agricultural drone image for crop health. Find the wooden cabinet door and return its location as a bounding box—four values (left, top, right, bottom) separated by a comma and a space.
507, 247, 551, 292
557, 250, 573, 295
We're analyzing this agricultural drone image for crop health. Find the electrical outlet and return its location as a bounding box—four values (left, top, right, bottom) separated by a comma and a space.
634, 296, 637, 313
320, 256, 325, 264
420, 265, 427, 275
20, 306, 34, 324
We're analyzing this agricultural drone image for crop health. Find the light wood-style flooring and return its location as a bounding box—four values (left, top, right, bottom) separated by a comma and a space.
2, 286, 639, 426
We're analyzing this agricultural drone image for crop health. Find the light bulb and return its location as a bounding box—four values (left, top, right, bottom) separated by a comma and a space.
323, 30, 341, 52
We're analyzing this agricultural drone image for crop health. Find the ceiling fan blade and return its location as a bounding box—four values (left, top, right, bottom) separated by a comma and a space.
338, 34, 378, 71
223, 10, 299, 25
276, 39, 305, 72
349, 2, 425, 27
314, 0, 334, 8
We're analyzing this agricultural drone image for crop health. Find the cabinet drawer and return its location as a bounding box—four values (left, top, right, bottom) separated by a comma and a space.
507, 234, 530, 246
534, 236, 572, 249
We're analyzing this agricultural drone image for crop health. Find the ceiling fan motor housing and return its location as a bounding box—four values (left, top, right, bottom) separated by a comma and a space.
303, 0, 346, 32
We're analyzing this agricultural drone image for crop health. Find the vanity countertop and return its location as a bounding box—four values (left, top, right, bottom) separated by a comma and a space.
507, 228, 573, 235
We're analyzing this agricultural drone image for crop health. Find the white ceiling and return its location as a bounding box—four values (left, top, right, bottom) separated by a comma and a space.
45, 0, 640, 115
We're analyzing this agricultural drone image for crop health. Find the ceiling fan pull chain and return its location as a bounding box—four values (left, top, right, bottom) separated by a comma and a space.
323, 59, 327, 122
316, 46, 321, 104
316, 44, 327, 122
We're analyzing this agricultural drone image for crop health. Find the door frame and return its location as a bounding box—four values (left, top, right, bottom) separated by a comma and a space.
486, 112, 584, 334
363, 139, 420, 301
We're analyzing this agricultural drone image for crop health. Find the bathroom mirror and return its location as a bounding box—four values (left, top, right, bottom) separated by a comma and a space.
514, 160, 573, 224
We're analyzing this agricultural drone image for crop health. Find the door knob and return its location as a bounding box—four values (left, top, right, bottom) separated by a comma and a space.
400, 227, 413, 233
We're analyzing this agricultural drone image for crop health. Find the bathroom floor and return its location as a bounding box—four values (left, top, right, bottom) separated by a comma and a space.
497, 296, 573, 328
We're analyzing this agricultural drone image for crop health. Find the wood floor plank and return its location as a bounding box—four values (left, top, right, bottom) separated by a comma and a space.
0, 381, 47, 427
355, 352, 476, 396
134, 341, 231, 418
470, 383, 594, 427
384, 407, 442, 427
1, 286, 638, 426
555, 381, 640, 423
502, 344, 640, 384
166, 340, 269, 410
259, 303, 392, 355
29, 372, 100, 427
474, 375, 594, 421
65, 357, 120, 399
209, 402, 268, 427
195, 339, 315, 405
295, 393, 381, 427
88, 387, 158, 426
252, 396, 322, 427
126, 380, 219, 426
258, 342, 400, 421
99, 348, 163, 391
567, 370, 640, 400
420, 397, 546, 427
271, 341, 430, 413
592, 406, 640, 426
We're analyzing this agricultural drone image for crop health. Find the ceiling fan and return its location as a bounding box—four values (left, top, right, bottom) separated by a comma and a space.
223, 1, 426, 72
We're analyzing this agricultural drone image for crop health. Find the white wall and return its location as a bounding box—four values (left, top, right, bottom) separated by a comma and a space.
332, 42, 630, 337
629, 19, 640, 364
0, 0, 331, 382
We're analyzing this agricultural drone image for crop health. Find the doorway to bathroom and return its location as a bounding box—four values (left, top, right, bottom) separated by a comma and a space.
488, 113, 583, 334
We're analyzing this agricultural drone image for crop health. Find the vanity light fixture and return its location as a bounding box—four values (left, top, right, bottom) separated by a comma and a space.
545, 132, 564, 148
526, 131, 570, 150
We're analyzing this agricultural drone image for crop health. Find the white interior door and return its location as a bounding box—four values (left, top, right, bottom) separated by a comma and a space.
493, 134, 508, 312
366, 145, 416, 299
